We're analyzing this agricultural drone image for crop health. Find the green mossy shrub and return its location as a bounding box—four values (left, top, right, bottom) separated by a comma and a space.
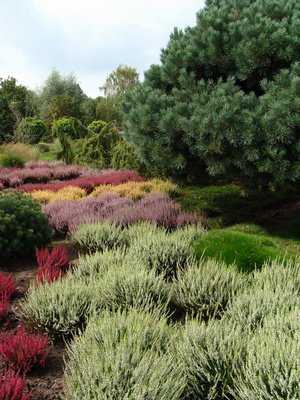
65, 309, 184, 400
0, 152, 24, 167
177, 319, 247, 400
16, 117, 48, 144
72, 222, 128, 253
52, 117, 84, 140
0, 192, 52, 258
193, 229, 287, 272
172, 259, 246, 319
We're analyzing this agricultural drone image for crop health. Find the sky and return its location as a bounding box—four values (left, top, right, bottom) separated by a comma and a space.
0, 0, 204, 98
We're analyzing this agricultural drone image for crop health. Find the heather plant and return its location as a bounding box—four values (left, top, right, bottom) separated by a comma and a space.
128, 229, 196, 280
177, 318, 248, 400
36, 245, 70, 284
18, 169, 143, 193
30, 186, 86, 204
0, 299, 9, 320
193, 229, 288, 272
0, 371, 31, 400
65, 309, 185, 400
172, 259, 246, 319
0, 326, 49, 373
0, 192, 52, 258
72, 222, 128, 253
72, 248, 129, 280
90, 263, 171, 314
21, 277, 97, 336
0, 272, 16, 301
234, 312, 300, 400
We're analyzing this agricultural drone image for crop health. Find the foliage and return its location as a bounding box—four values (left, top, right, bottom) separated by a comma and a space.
193, 229, 289, 272
21, 277, 94, 336
52, 117, 84, 140
123, 0, 300, 187
30, 186, 86, 204
111, 139, 141, 170
16, 117, 47, 144
172, 259, 245, 319
0, 273, 16, 301
0, 299, 10, 321
0, 371, 31, 400
72, 222, 127, 253
0, 77, 36, 143
36, 245, 70, 284
101, 65, 139, 98
0, 326, 49, 373
177, 319, 247, 399
95, 96, 122, 125
0, 192, 52, 258
0, 143, 39, 168
65, 309, 184, 400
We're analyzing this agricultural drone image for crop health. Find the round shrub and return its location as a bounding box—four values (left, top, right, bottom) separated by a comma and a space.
0, 152, 24, 168
72, 222, 128, 253
52, 117, 84, 140
0, 143, 39, 167
0, 192, 52, 258
177, 318, 247, 400
172, 259, 245, 319
65, 309, 184, 400
193, 229, 287, 272
16, 117, 47, 144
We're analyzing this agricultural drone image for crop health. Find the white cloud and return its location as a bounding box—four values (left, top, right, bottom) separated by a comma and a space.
0, 0, 204, 97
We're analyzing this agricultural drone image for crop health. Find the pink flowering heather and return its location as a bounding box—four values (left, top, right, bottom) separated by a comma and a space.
44, 192, 201, 233
18, 170, 143, 193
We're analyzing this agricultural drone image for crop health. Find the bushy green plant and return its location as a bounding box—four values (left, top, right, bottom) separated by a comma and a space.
65, 309, 184, 400
124, 0, 300, 187
0, 152, 24, 167
21, 277, 94, 336
0, 192, 52, 258
0, 143, 39, 167
16, 117, 47, 144
172, 259, 245, 319
91, 263, 171, 314
128, 230, 196, 280
225, 260, 300, 330
72, 222, 128, 253
177, 318, 247, 400
72, 248, 129, 279
193, 229, 287, 272
52, 117, 84, 140
234, 312, 300, 400
111, 139, 140, 170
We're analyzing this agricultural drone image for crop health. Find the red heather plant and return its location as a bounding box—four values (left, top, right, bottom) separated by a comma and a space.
0, 326, 49, 373
36, 246, 70, 283
17, 170, 143, 193
0, 273, 16, 301
0, 371, 31, 400
0, 298, 10, 321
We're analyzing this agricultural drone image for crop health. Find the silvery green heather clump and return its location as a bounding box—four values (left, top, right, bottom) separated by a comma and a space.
172, 259, 245, 319
65, 309, 185, 400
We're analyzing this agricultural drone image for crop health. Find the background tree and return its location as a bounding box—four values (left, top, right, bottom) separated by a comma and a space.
123, 0, 300, 188
101, 65, 139, 98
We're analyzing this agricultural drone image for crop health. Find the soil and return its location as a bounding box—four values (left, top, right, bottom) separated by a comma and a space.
0, 255, 65, 400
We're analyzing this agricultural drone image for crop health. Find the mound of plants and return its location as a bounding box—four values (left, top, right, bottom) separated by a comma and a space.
0, 143, 39, 168
0, 371, 31, 400
193, 229, 288, 272
45, 192, 200, 233
0, 192, 52, 258
65, 309, 184, 400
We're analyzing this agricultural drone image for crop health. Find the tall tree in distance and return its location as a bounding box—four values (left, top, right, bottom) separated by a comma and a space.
101, 65, 139, 98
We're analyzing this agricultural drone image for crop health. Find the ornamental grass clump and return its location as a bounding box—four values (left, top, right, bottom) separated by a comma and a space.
65, 309, 185, 400
72, 222, 128, 253
171, 259, 246, 320
0, 326, 49, 373
177, 318, 248, 400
